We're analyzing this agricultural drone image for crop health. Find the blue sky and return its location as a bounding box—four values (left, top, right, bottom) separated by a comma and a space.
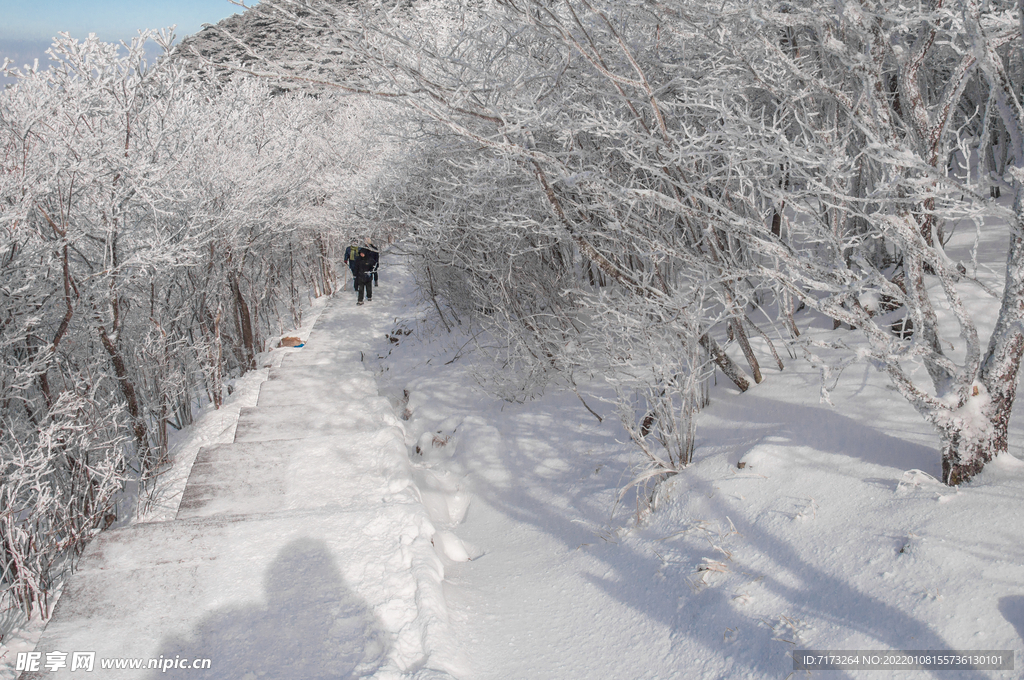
1, 1, 251, 70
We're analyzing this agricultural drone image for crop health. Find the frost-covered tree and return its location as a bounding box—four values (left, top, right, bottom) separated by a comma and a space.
1, 31, 188, 616
722, 0, 1024, 484
0, 30, 357, 617
391, 0, 1024, 485
232, 0, 1024, 486
958, 0, 1024, 481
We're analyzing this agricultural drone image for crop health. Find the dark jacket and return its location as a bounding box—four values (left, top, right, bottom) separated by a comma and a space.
358, 246, 379, 271
353, 252, 375, 282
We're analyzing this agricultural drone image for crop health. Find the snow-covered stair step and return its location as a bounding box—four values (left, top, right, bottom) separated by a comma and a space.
23, 289, 460, 680
278, 348, 363, 367
177, 431, 408, 519
266, 363, 376, 383
23, 500, 442, 680
256, 370, 378, 407
232, 399, 397, 442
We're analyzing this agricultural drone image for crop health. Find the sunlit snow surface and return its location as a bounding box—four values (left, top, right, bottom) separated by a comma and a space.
369, 238, 1024, 679
6, 239, 1024, 679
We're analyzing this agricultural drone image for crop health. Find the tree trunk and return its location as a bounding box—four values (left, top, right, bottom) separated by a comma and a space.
231, 273, 257, 371
731, 317, 763, 384
943, 193, 1024, 484
316, 233, 334, 296
700, 333, 750, 392
782, 290, 800, 338
941, 426, 994, 486
97, 324, 148, 452
744, 315, 785, 371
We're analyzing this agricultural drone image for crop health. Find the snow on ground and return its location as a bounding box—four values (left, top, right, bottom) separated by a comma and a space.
370, 250, 1024, 679
6, 241, 1024, 679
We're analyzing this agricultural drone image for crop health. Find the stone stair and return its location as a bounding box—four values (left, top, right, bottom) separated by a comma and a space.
20, 295, 431, 680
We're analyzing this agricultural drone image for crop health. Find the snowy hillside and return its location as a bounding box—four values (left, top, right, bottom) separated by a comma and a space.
368, 253, 1024, 678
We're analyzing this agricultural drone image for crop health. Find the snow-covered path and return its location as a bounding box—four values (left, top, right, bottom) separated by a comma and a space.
15, 253, 1024, 680
20, 285, 458, 679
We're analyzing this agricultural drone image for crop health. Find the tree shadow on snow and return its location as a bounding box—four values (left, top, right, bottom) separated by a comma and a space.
702, 393, 940, 476
581, 474, 957, 677
456, 397, 952, 678
149, 537, 387, 680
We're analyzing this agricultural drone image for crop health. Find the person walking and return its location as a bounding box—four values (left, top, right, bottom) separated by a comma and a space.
360, 239, 379, 286
343, 243, 360, 292
353, 249, 374, 305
